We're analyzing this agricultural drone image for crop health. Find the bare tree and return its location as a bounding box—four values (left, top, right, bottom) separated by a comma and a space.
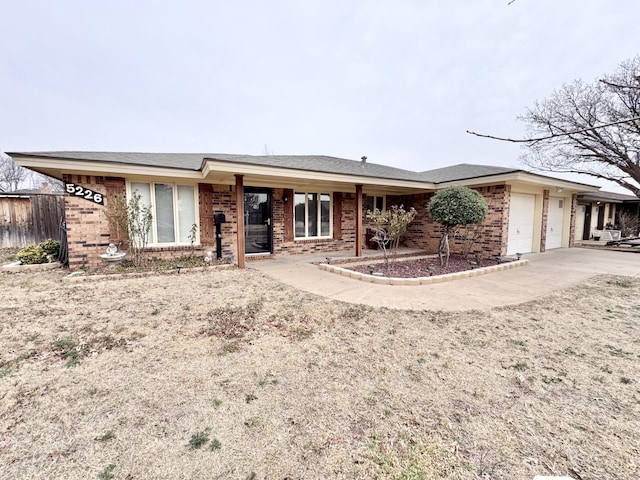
468, 56, 640, 198
0, 153, 31, 191
34, 174, 64, 193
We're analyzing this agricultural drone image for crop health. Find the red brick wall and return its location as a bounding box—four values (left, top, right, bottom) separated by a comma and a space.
272, 190, 356, 255
63, 178, 525, 269
64, 176, 216, 270
210, 184, 238, 261
388, 184, 511, 259
63, 174, 115, 270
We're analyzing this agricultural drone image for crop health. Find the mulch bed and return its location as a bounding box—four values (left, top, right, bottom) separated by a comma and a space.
346, 255, 499, 278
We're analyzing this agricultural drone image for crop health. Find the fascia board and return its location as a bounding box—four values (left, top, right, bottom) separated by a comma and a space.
436, 172, 600, 192
12, 156, 202, 180
202, 160, 435, 190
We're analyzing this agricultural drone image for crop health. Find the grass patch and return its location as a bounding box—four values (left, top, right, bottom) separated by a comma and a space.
187, 429, 211, 450
51, 335, 128, 367
199, 299, 264, 339
244, 417, 260, 428
96, 431, 115, 442
511, 361, 528, 371
97, 464, 116, 480
606, 278, 634, 288
245, 393, 258, 403
258, 375, 278, 387
367, 431, 471, 479
2, 268, 639, 479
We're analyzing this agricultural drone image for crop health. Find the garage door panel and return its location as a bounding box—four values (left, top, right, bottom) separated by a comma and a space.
508, 193, 535, 255
546, 197, 564, 249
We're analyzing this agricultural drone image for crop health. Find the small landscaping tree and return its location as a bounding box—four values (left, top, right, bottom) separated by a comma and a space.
105, 193, 153, 267
366, 204, 417, 273
617, 210, 640, 238
428, 186, 488, 267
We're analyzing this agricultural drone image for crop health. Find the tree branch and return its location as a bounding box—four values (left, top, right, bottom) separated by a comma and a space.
466, 116, 640, 144
599, 79, 640, 90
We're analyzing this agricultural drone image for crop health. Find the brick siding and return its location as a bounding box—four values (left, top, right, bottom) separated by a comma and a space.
388, 184, 511, 259
63, 174, 117, 270
62, 177, 547, 269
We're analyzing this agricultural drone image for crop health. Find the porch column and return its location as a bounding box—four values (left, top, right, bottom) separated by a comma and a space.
235, 174, 245, 268
355, 184, 363, 257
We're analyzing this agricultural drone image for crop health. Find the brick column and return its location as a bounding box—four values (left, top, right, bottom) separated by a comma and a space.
540, 189, 549, 252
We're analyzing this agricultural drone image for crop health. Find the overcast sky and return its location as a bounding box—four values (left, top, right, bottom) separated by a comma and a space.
2, 1, 639, 192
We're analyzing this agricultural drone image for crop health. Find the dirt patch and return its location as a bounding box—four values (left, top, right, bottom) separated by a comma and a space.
1, 267, 639, 479
345, 254, 499, 278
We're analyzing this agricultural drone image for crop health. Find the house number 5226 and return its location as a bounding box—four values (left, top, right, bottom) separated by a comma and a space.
64, 182, 104, 205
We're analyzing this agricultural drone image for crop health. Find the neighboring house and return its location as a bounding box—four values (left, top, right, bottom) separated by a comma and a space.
575, 191, 640, 240
0, 189, 65, 248
8, 151, 598, 270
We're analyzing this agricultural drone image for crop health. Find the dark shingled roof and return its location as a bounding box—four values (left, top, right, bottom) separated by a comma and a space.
419, 163, 521, 183
10, 151, 208, 171
8, 151, 528, 184
578, 190, 639, 203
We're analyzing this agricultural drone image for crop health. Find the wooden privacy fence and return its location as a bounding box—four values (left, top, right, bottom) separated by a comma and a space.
0, 193, 65, 248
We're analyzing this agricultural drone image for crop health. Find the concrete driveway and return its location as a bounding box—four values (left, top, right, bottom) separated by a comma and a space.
250, 248, 640, 311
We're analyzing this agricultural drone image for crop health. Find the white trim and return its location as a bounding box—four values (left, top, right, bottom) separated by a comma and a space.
436, 171, 598, 192
294, 191, 333, 240
12, 154, 601, 193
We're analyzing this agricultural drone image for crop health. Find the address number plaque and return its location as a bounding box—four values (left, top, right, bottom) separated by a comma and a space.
64, 182, 105, 205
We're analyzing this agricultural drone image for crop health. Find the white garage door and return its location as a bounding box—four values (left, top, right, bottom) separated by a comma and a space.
546, 197, 565, 249
508, 193, 535, 255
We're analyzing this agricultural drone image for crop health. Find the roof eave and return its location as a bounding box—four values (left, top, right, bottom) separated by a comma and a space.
202, 158, 436, 190
435, 171, 600, 192
10, 154, 202, 180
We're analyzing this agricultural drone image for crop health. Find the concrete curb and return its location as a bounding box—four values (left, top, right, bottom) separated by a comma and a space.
1, 261, 62, 273
318, 259, 529, 285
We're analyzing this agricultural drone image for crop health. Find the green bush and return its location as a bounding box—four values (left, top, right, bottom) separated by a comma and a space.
16, 245, 48, 265
39, 239, 61, 257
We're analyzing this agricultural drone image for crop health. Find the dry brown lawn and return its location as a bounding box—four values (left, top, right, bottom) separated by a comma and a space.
1, 256, 639, 479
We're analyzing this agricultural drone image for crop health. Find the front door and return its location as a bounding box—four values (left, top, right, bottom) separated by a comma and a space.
244, 189, 272, 254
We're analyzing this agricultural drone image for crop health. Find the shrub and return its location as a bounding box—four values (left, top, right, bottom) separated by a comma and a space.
16, 245, 48, 265
366, 205, 417, 273
16, 239, 61, 265
39, 239, 61, 257
428, 186, 488, 266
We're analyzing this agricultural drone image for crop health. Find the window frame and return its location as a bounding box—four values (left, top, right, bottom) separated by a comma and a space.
127, 180, 199, 246
294, 191, 333, 240
366, 195, 386, 213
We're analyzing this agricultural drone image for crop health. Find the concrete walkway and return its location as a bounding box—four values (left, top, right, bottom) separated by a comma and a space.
249, 248, 640, 311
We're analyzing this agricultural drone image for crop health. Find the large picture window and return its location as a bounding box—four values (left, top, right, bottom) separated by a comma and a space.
294, 192, 331, 238
130, 182, 196, 245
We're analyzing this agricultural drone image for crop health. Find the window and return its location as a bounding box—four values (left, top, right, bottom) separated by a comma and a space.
130, 182, 196, 245
294, 192, 331, 238
366, 195, 385, 212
